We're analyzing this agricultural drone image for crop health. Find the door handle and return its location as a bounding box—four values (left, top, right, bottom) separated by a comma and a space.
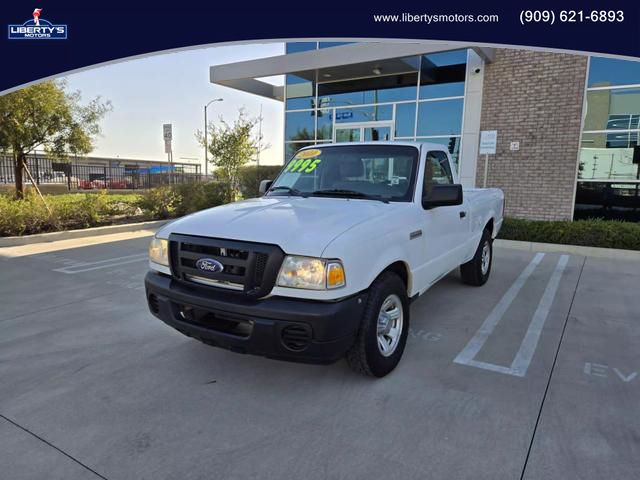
459, 211, 467, 219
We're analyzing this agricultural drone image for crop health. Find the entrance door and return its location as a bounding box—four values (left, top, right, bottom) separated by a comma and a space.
334, 122, 393, 143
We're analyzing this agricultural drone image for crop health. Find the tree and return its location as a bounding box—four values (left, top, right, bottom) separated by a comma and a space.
197, 109, 265, 202
0, 80, 111, 198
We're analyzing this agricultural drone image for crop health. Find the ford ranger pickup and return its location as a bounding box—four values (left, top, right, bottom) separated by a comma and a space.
145, 142, 504, 377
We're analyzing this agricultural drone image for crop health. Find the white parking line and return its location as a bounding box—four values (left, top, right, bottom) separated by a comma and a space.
454, 253, 569, 377
509, 254, 569, 376
454, 253, 545, 366
53, 253, 148, 274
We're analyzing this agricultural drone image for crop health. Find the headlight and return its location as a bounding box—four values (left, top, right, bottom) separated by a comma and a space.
149, 237, 169, 267
276, 256, 345, 290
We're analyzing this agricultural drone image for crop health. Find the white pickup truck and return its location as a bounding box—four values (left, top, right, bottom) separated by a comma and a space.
145, 142, 504, 377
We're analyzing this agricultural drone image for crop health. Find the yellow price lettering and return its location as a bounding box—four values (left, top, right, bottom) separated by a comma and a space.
286, 159, 304, 172
305, 159, 321, 173
285, 158, 322, 173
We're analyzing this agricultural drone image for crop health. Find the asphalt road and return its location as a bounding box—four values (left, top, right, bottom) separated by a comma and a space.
1, 236, 638, 479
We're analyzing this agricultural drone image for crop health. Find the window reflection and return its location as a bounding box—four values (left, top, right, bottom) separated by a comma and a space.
334, 105, 393, 123
579, 133, 639, 180
584, 88, 640, 131
317, 56, 419, 107
416, 136, 461, 171
319, 42, 353, 49
417, 100, 464, 136
285, 142, 315, 160
316, 109, 333, 140
285, 111, 315, 142
286, 43, 317, 54
574, 182, 640, 221
395, 103, 416, 137
286, 74, 315, 110
419, 50, 466, 99
588, 57, 640, 88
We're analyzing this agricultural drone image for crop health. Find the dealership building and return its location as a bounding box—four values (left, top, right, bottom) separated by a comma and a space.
210, 42, 640, 221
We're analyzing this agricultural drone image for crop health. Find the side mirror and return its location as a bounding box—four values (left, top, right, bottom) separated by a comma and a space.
259, 179, 273, 195
422, 184, 463, 209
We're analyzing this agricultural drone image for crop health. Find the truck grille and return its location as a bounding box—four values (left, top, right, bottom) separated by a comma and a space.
168, 234, 284, 298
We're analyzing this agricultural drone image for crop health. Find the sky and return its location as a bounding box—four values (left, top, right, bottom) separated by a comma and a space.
64, 42, 285, 169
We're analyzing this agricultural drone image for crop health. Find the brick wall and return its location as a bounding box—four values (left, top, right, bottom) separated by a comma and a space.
478, 49, 588, 221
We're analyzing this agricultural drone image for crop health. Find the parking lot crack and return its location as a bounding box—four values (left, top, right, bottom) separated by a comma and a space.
0, 414, 109, 480
518, 256, 587, 480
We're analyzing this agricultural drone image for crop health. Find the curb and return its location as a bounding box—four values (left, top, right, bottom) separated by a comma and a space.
0, 220, 169, 248
495, 239, 640, 261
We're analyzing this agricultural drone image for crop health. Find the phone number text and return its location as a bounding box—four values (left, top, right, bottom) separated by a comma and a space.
520, 10, 624, 25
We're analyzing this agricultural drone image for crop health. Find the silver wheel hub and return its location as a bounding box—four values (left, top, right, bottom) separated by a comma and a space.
376, 294, 403, 357
481, 241, 491, 275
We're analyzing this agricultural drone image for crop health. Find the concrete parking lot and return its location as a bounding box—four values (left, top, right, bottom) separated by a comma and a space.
1, 235, 639, 479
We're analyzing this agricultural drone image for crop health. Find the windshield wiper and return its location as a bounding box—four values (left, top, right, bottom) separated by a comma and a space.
268, 186, 304, 196
310, 189, 389, 203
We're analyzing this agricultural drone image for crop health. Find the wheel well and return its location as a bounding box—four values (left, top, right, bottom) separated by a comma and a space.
485, 218, 494, 236
381, 261, 410, 292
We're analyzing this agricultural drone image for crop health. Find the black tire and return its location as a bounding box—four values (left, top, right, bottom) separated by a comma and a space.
346, 272, 409, 377
460, 228, 493, 286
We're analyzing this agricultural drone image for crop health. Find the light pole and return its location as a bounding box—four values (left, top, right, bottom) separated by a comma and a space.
204, 98, 223, 179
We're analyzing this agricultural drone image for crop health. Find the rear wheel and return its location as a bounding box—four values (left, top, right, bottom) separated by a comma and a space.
460, 229, 492, 286
346, 272, 409, 377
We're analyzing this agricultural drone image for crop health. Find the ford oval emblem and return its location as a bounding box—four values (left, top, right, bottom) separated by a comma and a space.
195, 258, 224, 273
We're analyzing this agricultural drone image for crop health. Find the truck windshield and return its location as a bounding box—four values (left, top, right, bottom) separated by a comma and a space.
267, 145, 419, 202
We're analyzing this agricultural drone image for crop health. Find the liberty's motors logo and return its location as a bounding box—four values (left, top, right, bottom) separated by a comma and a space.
8, 8, 68, 39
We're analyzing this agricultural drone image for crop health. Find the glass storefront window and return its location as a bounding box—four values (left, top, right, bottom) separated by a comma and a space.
316, 109, 333, 140
286, 43, 317, 54
318, 82, 418, 107
317, 57, 419, 107
417, 99, 464, 136
588, 57, 640, 88
286, 74, 315, 110
285, 142, 315, 160
578, 133, 639, 181
395, 103, 416, 138
419, 50, 467, 99
416, 136, 461, 172
285, 110, 315, 142
574, 182, 640, 221
584, 88, 640, 131
334, 104, 393, 123
319, 42, 353, 49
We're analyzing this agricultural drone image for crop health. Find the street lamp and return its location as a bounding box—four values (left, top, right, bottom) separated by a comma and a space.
204, 98, 223, 178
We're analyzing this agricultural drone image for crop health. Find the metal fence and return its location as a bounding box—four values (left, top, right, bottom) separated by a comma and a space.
0, 155, 201, 190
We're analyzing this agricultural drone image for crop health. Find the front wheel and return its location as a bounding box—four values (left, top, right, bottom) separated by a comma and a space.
346, 272, 409, 377
460, 229, 492, 286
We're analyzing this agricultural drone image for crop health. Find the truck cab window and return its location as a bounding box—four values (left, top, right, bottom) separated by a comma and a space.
423, 150, 453, 197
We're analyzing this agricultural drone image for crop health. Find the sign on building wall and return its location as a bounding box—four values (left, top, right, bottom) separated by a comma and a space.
479, 130, 497, 155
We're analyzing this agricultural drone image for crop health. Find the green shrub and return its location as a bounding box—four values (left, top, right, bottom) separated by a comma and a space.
137, 186, 181, 220
0, 193, 54, 236
498, 218, 640, 251
172, 182, 228, 216
238, 165, 283, 199
136, 182, 228, 219
0, 191, 142, 236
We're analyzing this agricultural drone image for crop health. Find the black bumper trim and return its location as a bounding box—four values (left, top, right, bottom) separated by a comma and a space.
145, 271, 367, 364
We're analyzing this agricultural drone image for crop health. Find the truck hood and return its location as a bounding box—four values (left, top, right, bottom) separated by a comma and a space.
158, 196, 402, 256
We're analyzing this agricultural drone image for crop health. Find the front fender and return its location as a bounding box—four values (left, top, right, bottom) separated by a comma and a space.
322, 222, 413, 297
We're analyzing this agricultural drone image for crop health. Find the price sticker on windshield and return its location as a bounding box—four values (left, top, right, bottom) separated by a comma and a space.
295, 149, 322, 159
287, 149, 322, 173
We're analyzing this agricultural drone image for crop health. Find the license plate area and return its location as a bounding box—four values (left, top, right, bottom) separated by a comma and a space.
173, 303, 253, 338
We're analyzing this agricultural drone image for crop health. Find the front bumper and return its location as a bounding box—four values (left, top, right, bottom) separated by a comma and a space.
145, 271, 367, 364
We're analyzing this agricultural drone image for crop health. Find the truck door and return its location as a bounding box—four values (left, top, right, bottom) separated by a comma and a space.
415, 150, 469, 288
